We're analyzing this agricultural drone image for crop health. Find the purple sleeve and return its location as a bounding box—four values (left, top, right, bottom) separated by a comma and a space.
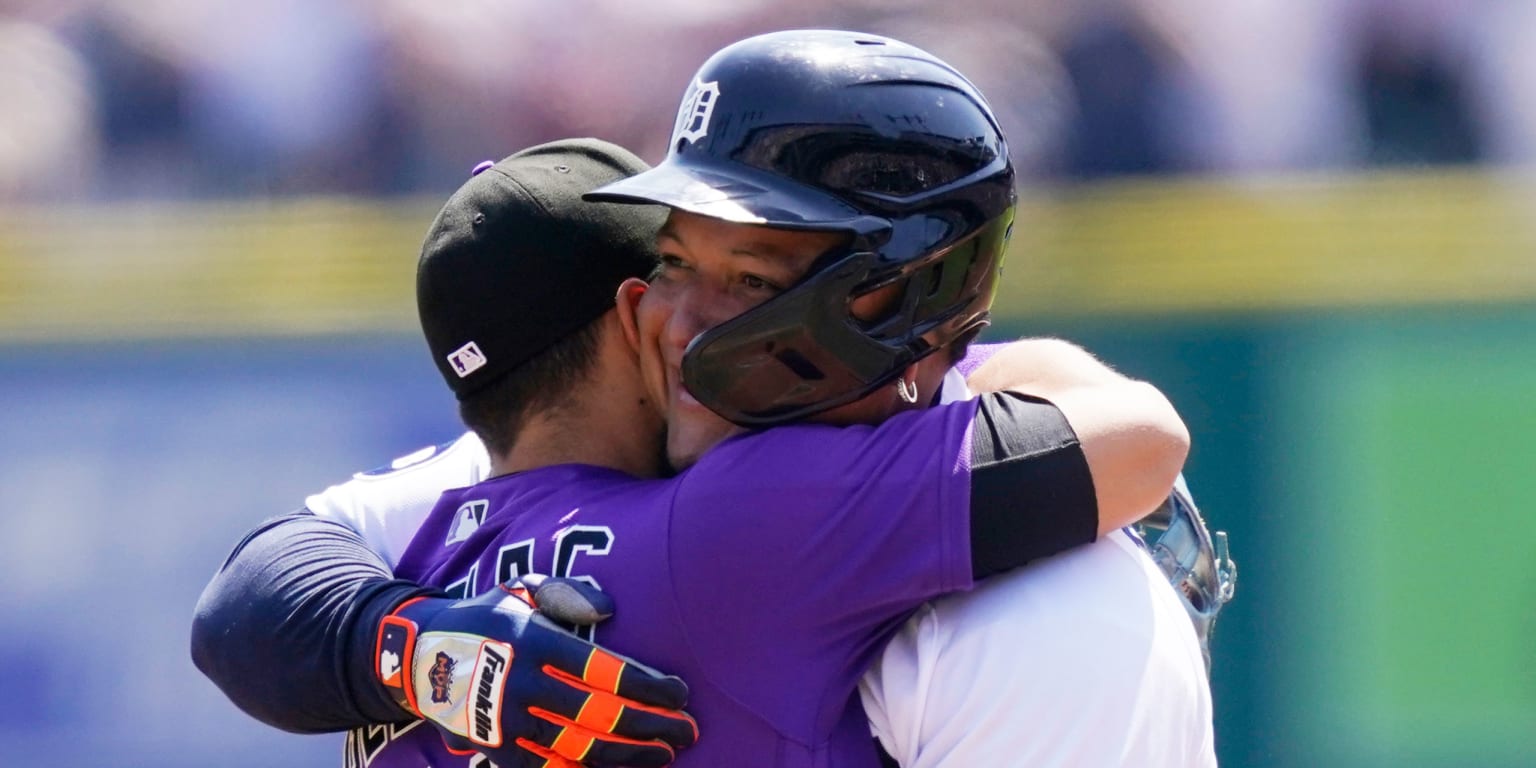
953, 342, 1007, 379
666, 399, 976, 725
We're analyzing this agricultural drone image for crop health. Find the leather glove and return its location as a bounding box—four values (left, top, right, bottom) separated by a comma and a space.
376, 575, 698, 767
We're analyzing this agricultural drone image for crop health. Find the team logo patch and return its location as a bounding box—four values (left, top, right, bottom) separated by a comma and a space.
448, 341, 487, 378
428, 652, 457, 704
470, 642, 512, 746
674, 78, 721, 145
446, 500, 489, 545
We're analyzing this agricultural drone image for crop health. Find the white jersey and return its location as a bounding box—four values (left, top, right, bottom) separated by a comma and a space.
305, 432, 490, 568
856, 371, 1217, 766
307, 408, 1215, 766
858, 530, 1217, 767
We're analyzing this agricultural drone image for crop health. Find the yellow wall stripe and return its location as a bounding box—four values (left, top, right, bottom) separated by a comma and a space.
1, 170, 1533, 342
1004, 169, 1536, 316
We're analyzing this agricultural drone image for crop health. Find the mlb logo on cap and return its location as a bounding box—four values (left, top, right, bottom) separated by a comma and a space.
447, 341, 488, 378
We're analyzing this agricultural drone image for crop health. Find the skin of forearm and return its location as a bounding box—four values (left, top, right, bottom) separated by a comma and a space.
965, 337, 1127, 396
966, 338, 1190, 532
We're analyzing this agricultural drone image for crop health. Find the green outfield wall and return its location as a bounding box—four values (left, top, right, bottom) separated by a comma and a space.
997, 307, 1536, 768
3, 170, 1531, 767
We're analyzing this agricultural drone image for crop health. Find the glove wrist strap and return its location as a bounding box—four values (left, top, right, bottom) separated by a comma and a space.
376, 597, 430, 717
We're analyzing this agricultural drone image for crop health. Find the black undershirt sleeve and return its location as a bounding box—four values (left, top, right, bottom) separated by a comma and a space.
967, 391, 1099, 580
189, 511, 439, 733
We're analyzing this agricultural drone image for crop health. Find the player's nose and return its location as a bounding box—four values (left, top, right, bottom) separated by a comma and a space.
665, 288, 734, 358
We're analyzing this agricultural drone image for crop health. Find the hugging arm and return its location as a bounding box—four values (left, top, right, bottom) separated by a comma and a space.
190, 510, 697, 767
963, 339, 1189, 579
190, 511, 432, 732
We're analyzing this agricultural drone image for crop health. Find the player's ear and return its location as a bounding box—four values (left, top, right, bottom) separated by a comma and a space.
906, 359, 944, 409
615, 277, 647, 353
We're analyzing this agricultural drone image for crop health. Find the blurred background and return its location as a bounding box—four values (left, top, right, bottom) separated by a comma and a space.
0, 0, 1532, 766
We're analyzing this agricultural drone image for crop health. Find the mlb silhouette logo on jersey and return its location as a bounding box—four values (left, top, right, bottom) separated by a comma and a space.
446, 500, 489, 545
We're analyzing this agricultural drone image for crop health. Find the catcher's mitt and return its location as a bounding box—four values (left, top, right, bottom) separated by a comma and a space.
1136, 479, 1237, 671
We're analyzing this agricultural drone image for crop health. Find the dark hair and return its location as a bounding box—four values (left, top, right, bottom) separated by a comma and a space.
457, 316, 606, 458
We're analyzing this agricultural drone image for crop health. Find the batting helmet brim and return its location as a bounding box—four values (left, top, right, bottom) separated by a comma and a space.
584, 158, 889, 237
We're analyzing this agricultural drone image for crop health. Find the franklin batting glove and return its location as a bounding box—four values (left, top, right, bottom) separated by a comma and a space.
375, 577, 698, 768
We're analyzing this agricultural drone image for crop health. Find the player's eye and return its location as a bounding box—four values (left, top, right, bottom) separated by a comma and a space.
741, 273, 781, 293
654, 254, 692, 279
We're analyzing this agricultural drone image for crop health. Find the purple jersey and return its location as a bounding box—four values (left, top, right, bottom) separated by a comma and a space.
952, 342, 1002, 379
353, 397, 979, 767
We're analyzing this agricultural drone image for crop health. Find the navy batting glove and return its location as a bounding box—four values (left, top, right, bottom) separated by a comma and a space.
376, 577, 698, 768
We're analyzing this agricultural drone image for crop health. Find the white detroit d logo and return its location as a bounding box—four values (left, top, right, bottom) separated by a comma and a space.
674, 79, 721, 145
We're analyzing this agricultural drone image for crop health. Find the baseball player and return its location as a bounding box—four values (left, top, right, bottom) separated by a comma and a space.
193, 30, 1215, 768
587, 32, 1220, 766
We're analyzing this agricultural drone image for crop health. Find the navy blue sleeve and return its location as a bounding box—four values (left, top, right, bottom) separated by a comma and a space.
190, 511, 438, 733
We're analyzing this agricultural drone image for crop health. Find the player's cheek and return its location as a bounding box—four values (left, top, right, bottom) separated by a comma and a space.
631, 287, 671, 408
634, 280, 672, 348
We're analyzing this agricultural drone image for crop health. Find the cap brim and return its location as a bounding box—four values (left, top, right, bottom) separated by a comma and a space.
585, 160, 881, 233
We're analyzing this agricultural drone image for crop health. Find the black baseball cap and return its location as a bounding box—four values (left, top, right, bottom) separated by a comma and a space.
417, 138, 665, 398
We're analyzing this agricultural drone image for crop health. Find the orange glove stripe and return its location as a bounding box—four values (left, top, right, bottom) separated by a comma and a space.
515, 737, 582, 768
582, 649, 625, 694
573, 690, 624, 733
547, 725, 596, 762
541, 665, 699, 732
527, 706, 674, 750
442, 741, 478, 757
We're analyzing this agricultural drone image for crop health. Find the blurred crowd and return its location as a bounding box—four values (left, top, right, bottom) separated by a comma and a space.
1, 0, 1533, 201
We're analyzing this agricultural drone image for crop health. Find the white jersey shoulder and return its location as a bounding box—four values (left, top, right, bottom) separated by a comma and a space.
859, 529, 1217, 767
304, 432, 490, 569
864, 371, 1213, 766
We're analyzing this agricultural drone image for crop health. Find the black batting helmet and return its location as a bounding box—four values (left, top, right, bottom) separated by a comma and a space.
588, 29, 1017, 425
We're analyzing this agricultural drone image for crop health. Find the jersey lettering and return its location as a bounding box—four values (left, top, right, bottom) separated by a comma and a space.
442, 562, 479, 600
552, 525, 614, 641
494, 539, 535, 584
343, 720, 422, 768
440, 525, 616, 640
